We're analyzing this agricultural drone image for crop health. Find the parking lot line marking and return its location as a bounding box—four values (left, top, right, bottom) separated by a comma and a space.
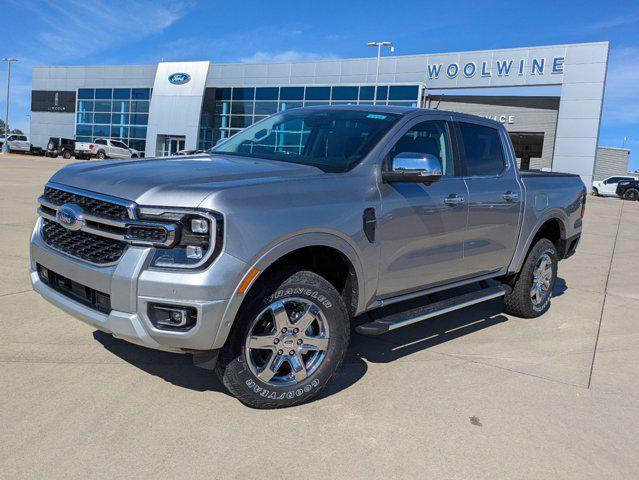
587, 199, 624, 389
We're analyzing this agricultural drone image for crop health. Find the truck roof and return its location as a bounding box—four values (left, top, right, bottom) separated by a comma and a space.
299, 104, 504, 127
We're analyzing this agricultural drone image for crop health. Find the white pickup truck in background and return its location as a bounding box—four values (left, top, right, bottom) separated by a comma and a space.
0, 134, 31, 153
74, 138, 141, 160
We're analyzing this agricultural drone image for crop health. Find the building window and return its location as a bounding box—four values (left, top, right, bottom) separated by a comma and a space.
74, 87, 152, 155
197, 84, 420, 150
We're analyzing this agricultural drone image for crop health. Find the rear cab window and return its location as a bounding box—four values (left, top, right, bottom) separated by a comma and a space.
458, 122, 505, 177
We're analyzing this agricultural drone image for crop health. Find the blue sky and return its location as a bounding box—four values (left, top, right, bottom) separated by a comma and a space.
4, 0, 639, 170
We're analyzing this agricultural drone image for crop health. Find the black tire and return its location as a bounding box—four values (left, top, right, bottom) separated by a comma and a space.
96, 150, 107, 160
504, 238, 558, 318
591, 187, 599, 196
131, 154, 138, 158
215, 269, 350, 409
62, 150, 72, 159
623, 188, 639, 201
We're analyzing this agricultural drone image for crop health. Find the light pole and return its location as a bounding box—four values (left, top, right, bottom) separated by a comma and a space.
2, 58, 18, 153
367, 41, 394, 105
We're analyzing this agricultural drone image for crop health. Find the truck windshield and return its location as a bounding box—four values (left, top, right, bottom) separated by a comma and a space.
210, 109, 401, 172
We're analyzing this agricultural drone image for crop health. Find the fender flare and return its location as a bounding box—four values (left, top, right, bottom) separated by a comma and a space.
211, 232, 367, 349
509, 208, 568, 273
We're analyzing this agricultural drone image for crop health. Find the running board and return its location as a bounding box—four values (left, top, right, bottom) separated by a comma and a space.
355, 285, 510, 336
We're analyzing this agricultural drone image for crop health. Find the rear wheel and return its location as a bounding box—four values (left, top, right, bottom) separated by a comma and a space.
623, 188, 639, 201
96, 150, 107, 160
216, 270, 349, 409
504, 238, 558, 318
62, 150, 72, 159
591, 187, 599, 196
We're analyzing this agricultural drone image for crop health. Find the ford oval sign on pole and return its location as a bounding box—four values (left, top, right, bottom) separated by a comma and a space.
168, 73, 191, 85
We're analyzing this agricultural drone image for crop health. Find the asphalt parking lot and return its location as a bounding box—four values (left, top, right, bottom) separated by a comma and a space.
1, 154, 638, 479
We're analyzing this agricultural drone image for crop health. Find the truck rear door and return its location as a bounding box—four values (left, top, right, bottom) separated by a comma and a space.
455, 120, 523, 275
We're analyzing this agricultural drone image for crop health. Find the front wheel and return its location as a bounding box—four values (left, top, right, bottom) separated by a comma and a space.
623, 188, 639, 201
504, 238, 558, 318
591, 187, 599, 196
216, 270, 350, 409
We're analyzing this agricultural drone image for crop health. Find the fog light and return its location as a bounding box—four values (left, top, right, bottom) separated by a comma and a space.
186, 245, 203, 259
150, 304, 197, 329
191, 218, 209, 234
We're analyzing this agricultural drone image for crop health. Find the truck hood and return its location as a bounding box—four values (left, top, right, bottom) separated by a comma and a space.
49, 154, 323, 207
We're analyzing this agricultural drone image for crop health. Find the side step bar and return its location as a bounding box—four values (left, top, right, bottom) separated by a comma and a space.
355, 284, 510, 336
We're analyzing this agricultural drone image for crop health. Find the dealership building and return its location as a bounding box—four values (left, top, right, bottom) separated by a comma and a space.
30, 41, 609, 186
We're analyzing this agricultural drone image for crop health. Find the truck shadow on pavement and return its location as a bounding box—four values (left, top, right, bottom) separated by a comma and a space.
93, 278, 569, 404
92, 330, 231, 396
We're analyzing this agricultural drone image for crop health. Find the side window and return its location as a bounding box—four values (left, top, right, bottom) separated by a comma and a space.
95, 139, 107, 145
458, 122, 505, 177
388, 120, 454, 176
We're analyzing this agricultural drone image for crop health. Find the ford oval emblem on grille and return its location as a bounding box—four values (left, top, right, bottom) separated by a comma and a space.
168, 73, 191, 85
56, 203, 86, 231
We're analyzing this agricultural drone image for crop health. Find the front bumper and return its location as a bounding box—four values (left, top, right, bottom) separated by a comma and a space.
30, 218, 246, 352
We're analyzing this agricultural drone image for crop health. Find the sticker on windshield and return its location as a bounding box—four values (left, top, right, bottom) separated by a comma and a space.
366, 114, 387, 120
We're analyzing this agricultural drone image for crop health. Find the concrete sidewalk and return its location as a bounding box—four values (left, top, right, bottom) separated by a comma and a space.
1, 156, 638, 479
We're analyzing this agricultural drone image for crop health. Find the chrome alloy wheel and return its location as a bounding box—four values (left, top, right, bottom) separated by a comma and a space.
531, 252, 553, 306
244, 297, 330, 387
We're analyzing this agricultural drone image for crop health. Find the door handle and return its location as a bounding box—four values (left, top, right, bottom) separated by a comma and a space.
444, 194, 466, 206
502, 191, 519, 202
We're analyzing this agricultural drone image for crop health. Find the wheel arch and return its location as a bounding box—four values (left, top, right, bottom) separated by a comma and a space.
213, 233, 366, 349
509, 212, 568, 273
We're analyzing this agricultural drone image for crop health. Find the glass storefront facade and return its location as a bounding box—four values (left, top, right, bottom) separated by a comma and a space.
75, 87, 151, 153
198, 84, 420, 150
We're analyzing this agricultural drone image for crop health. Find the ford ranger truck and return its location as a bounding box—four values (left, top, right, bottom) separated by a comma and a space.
30, 106, 586, 408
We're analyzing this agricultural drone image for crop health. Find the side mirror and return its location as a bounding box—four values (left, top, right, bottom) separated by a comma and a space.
383, 152, 443, 183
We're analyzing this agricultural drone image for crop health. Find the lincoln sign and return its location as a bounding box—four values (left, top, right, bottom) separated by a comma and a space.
427, 56, 565, 80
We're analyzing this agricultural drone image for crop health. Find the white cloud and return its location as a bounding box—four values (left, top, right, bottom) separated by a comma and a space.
601, 47, 639, 125
588, 11, 639, 30
239, 50, 338, 63
17, 0, 194, 60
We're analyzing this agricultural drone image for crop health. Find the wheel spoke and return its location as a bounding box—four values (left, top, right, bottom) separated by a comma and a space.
289, 353, 308, 382
258, 352, 285, 382
247, 334, 277, 350
300, 336, 329, 351
270, 300, 291, 331
294, 303, 319, 333
531, 286, 539, 304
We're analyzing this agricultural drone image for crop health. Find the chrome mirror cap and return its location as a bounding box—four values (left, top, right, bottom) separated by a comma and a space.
383, 152, 443, 183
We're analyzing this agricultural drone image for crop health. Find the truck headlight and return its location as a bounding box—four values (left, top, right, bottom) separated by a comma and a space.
138, 207, 223, 270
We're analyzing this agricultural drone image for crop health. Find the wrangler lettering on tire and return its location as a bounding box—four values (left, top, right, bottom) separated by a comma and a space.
215, 270, 349, 409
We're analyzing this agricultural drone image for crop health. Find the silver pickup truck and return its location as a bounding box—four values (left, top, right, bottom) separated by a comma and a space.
30, 106, 586, 408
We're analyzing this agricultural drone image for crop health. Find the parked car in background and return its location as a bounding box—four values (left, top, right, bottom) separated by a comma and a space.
616, 179, 639, 201
0, 134, 31, 153
592, 175, 638, 197
176, 149, 208, 156
46, 137, 77, 159
30, 106, 586, 408
75, 138, 140, 160
30, 145, 46, 157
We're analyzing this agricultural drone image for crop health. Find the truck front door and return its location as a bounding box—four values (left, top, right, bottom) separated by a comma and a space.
377, 115, 469, 298
456, 121, 522, 275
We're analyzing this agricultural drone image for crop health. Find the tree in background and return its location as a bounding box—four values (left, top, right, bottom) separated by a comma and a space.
0, 119, 24, 135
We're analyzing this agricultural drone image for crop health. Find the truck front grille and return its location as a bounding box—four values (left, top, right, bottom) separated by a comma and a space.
44, 186, 130, 220
42, 219, 127, 265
